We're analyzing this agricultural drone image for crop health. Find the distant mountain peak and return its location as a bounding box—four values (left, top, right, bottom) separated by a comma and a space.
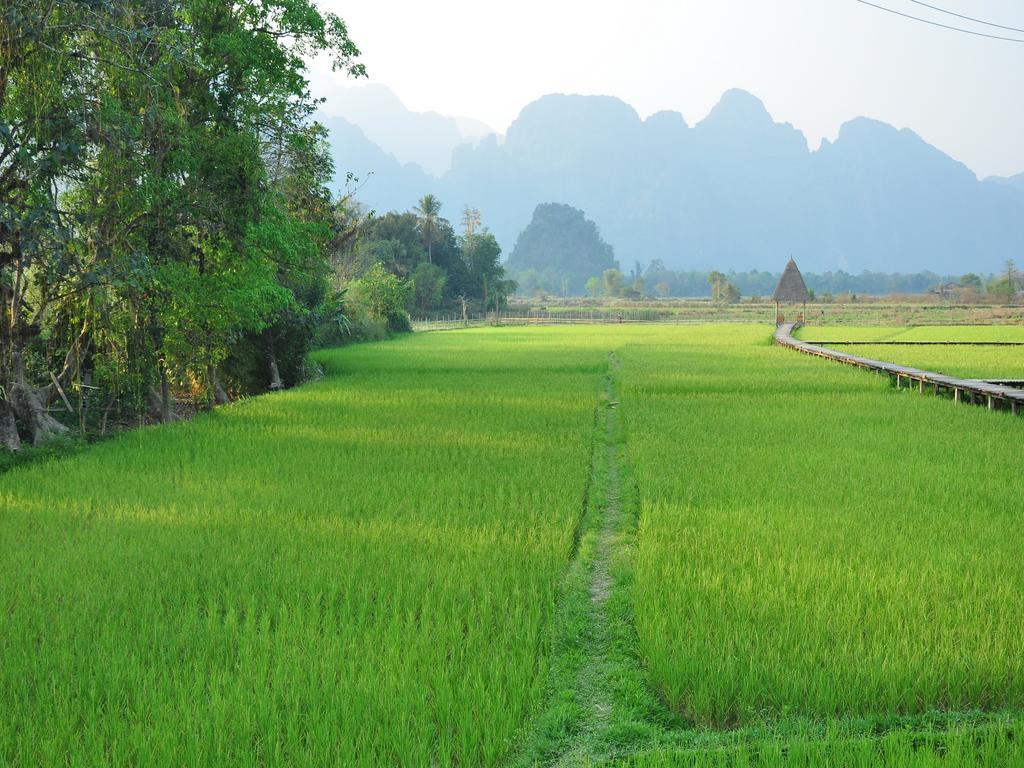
645, 110, 690, 130
837, 116, 914, 142
700, 88, 773, 127
510, 93, 641, 127
503, 93, 643, 164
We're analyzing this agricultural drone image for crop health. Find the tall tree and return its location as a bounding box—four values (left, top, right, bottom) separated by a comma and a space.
461, 206, 481, 241
602, 268, 624, 297
708, 271, 727, 302
0, 0, 106, 447
414, 194, 442, 264
1, 0, 365, 448
463, 230, 509, 309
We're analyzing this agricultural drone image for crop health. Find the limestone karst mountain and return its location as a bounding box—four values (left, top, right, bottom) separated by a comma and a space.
322, 89, 1024, 274
505, 203, 618, 294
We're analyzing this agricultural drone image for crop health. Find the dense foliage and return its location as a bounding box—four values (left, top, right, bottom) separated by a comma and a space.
0, 0, 365, 450
514, 248, 978, 300
331, 197, 516, 327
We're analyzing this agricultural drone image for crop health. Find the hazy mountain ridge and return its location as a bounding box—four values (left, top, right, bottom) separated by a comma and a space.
986, 172, 1024, 191
322, 89, 1024, 274
317, 84, 494, 176
320, 116, 433, 215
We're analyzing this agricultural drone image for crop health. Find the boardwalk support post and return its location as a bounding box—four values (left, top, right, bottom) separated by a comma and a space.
773, 323, 1024, 418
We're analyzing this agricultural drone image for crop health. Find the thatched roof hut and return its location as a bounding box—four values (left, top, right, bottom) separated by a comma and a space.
773, 259, 809, 304
773, 259, 809, 325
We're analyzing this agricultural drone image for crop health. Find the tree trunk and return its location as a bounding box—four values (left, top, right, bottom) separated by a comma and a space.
146, 387, 163, 421
160, 365, 172, 423
146, 363, 176, 423
268, 349, 284, 391
7, 351, 69, 446
207, 364, 230, 405
8, 382, 68, 446
147, 384, 180, 424
0, 400, 20, 452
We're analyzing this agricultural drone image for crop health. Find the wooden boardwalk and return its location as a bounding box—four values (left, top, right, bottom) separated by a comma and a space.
774, 323, 1024, 414
800, 340, 1024, 346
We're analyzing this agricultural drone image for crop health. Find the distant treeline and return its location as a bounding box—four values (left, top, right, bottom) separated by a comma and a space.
647, 267, 966, 299
632, 261, 970, 299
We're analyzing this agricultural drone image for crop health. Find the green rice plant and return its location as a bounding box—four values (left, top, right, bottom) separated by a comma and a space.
797, 325, 1024, 378
897, 326, 1024, 342
800, 325, 1024, 343
607, 718, 1024, 767
795, 325, 910, 342
831, 345, 1024, 379
0, 330, 609, 767
3, 324, 1022, 767
621, 325, 1024, 729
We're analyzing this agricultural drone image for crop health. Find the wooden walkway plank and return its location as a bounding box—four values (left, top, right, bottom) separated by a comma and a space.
801, 340, 1024, 347
773, 324, 1024, 412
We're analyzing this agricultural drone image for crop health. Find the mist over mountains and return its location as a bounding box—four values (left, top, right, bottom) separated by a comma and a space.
317, 84, 493, 175
321, 86, 1024, 275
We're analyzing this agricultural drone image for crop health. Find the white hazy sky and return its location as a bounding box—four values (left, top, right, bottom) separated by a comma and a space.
311, 0, 1024, 178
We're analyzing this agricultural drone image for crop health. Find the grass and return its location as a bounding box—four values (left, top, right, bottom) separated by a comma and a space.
608, 721, 1023, 767
0, 434, 86, 474
2, 324, 1023, 766
509, 356, 682, 767
830, 346, 1023, 379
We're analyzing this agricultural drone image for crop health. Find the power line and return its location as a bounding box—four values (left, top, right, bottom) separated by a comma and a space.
906, 0, 1024, 34
852, 0, 1024, 42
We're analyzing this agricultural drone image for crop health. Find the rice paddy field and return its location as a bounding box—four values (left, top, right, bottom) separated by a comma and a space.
619, 325, 1024, 764
0, 333, 606, 766
2, 324, 1022, 766
796, 325, 1024, 379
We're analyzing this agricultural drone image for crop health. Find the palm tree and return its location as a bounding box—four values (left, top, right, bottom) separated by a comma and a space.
414, 194, 442, 264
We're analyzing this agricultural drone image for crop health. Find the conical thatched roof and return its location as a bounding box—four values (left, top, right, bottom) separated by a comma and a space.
773, 259, 809, 303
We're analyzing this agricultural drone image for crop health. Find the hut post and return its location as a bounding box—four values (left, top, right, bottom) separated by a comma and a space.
773, 259, 810, 327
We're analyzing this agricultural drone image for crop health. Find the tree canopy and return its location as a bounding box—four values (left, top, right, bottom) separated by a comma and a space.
1, 0, 362, 449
